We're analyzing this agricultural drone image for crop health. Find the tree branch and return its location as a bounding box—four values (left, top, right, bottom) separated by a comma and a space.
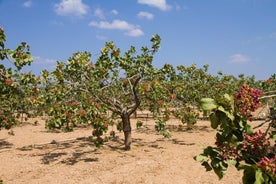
127, 76, 142, 115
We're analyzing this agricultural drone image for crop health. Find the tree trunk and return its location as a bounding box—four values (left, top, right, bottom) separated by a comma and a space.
121, 113, 132, 150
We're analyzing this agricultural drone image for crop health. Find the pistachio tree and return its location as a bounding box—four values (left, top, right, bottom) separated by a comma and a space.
0, 27, 39, 129
42, 35, 161, 150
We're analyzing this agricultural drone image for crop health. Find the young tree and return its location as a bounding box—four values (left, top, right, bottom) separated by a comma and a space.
42, 35, 161, 150
93, 35, 160, 150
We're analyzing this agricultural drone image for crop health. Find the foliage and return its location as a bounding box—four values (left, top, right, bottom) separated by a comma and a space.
140, 63, 268, 133
195, 84, 276, 183
40, 51, 112, 145
155, 117, 171, 138
2, 23, 276, 157
259, 74, 276, 93
172, 103, 199, 129
41, 35, 161, 149
0, 27, 39, 129
235, 84, 263, 120
136, 120, 143, 129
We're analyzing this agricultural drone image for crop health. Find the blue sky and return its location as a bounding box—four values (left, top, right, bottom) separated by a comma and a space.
1, 0, 276, 80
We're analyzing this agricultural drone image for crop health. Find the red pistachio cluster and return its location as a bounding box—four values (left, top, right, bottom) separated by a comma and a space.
215, 141, 240, 160
257, 156, 276, 177
234, 84, 263, 119
241, 130, 271, 157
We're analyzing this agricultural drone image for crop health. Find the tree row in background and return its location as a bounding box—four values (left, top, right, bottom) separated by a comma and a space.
1, 27, 275, 143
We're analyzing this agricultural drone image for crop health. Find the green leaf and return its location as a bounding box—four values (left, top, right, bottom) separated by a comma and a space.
217, 106, 234, 121
213, 165, 225, 179
200, 98, 217, 111
219, 160, 228, 170
211, 158, 221, 168
194, 154, 209, 162
194, 154, 213, 172
240, 164, 257, 184
227, 159, 237, 166
255, 169, 265, 184
203, 146, 220, 155
272, 133, 276, 141
210, 113, 220, 129
230, 134, 239, 143
223, 94, 234, 110
202, 161, 212, 171
245, 124, 253, 134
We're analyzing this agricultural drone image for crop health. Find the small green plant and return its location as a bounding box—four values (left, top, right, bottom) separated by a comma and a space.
173, 103, 199, 129
155, 117, 170, 138
33, 120, 38, 126
116, 121, 123, 132
8, 130, 14, 136
136, 120, 143, 129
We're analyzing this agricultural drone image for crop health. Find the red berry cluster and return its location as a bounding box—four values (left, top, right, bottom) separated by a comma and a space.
215, 141, 240, 160
234, 84, 263, 119
241, 130, 271, 158
257, 156, 276, 177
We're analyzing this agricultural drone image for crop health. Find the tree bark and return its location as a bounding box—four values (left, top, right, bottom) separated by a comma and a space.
121, 113, 132, 150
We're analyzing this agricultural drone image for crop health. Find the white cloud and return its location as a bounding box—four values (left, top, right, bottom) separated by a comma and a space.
33, 56, 56, 64
137, 11, 154, 20
111, 9, 118, 15
126, 29, 144, 37
89, 19, 144, 37
54, 0, 89, 17
230, 54, 250, 63
94, 8, 105, 19
138, 0, 171, 11
23, 0, 32, 8
93, 8, 118, 20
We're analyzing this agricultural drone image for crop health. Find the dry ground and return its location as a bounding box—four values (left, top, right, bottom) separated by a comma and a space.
0, 116, 269, 184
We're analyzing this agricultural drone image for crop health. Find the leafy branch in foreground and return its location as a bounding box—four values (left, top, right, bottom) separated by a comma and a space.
195, 84, 276, 183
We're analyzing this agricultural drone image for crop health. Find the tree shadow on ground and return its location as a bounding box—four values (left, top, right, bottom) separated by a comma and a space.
15, 133, 167, 166
135, 123, 212, 136
132, 137, 165, 150
0, 139, 13, 150
17, 136, 100, 165
14, 121, 204, 165
134, 123, 211, 146
170, 138, 195, 146
167, 124, 212, 133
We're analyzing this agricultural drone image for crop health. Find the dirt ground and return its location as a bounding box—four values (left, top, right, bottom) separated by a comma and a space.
0, 115, 269, 184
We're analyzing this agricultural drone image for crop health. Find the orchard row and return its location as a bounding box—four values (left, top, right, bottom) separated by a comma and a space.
1, 27, 275, 183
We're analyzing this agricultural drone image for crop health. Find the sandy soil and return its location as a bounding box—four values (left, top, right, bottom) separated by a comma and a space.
0, 116, 268, 184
